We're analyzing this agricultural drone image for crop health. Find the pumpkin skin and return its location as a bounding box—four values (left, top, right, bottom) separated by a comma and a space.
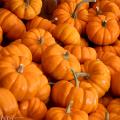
0, 26, 3, 44
86, 12, 120, 45
18, 97, 47, 120
110, 113, 120, 120
65, 45, 97, 63
93, 0, 120, 19
45, 101, 88, 120
41, 44, 81, 81
0, 88, 18, 117
21, 28, 56, 62
0, 8, 26, 40
110, 0, 120, 9
53, 1, 88, 33
52, 70, 98, 113
89, 104, 107, 120
81, 38, 89, 46
78, 60, 111, 98
52, 24, 81, 46
0, 55, 51, 102
0, 43, 32, 60
26, 16, 56, 33
4, 0, 42, 20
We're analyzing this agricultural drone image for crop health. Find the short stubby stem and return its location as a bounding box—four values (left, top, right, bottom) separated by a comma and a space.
17, 64, 24, 74
38, 37, 44, 45
102, 20, 107, 27
63, 51, 69, 60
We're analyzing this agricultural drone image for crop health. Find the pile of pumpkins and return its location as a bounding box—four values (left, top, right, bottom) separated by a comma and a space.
0, 0, 120, 119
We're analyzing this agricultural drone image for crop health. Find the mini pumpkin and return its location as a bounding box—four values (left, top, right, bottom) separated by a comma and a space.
86, 12, 120, 45
52, 69, 98, 113
0, 55, 51, 102
52, 24, 81, 46
41, 44, 81, 81
0, 88, 18, 117
4, 0, 42, 20
77, 59, 111, 98
65, 45, 97, 63
18, 97, 47, 120
45, 100, 88, 120
21, 28, 56, 62
26, 16, 56, 33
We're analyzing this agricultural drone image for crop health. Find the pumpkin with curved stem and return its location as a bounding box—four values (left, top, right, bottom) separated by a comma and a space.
93, 0, 120, 19
77, 59, 111, 98
41, 44, 81, 81
86, 12, 120, 45
89, 104, 107, 120
21, 28, 56, 62
18, 97, 47, 120
0, 8, 26, 40
0, 88, 18, 117
0, 43, 32, 60
52, 24, 81, 46
53, 0, 96, 33
26, 16, 56, 33
45, 100, 88, 120
4, 0, 42, 20
65, 45, 97, 63
0, 26, 3, 44
52, 69, 98, 113
0, 55, 51, 102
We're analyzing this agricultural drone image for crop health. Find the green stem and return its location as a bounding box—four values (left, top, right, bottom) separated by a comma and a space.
17, 64, 24, 73
71, 68, 80, 87
66, 100, 74, 114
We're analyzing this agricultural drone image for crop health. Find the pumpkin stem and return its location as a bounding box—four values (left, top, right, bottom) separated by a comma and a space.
63, 51, 69, 60
76, 72, 90, 79
38, 37, 44, 45
66, 100, 74, 114
51, 17, 58, 23
17, 64, 24, 73
72, 0, 96, 18
24, 0, 30, 6
71, 68, 80, 87
102, 20, 107, 27
105, 111, 110, 120
49, 82, 55, 85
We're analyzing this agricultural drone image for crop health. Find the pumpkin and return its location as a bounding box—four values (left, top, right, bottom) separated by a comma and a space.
4, 0, 42, 20
0, 26, 3, 44
21, 28, 56, 62
89, 104, 107, 120
0, 55, 51, 102
52, 69, 98, 113
0, 8, 26, 40
64, 45, 97, 63
45, 100, 88, 120
93, 0, 120, 19
77, 59, 111, 98
53, 1, 90, 33
41, 44, 81, 81
26, 16, 56, 33
0, 88, 18, 117
107, 99, 120, 115
18, 97, 47, 120
86, 12, 120, 45
0, 43, 32, 60
52, 24, 81, 46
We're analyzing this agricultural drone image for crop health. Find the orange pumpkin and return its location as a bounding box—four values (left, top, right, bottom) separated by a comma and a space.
0, 88, 18, 117
52, 69, 98, 113
110, 0, 120, 9
0, 8, 26, 40
53, 1, 89, 33
45, 100, 88, 120
93, 0, 120, 19
0, 43, 32, 60
0, 55, 51, 102
86, 12, 120, 45
0, 26, 3, 44
21, 28, 56, 62
77, 60, 111, 98
18, 97, 47, 120
52, 24, 81, 46
65, 45, 97, 63
41, 44, 81, 81
4, 0, 42, 20
26, 16, 56, 33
